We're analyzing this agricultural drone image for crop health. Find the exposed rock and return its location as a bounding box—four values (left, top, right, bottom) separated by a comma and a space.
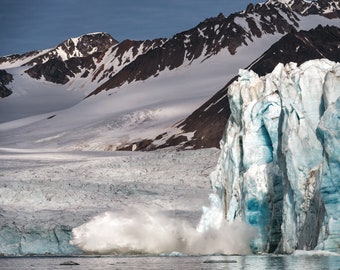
0, 70, 13, 98
248, 25, 340, 76
144, 25, 340, 150
25, 32, 117, 66
88, 0, 322, 96
60, 261, 80, 265
203, 259, 237, 263
24, 33, 117, 84
26, 58, 74, 84
0, 50, 40, 68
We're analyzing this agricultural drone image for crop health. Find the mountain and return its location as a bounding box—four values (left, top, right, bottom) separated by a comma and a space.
87, 0, 340, 97
284, 0, 340, 18
0, 0, 339, 151
0, 32, 117, 68
203, 58, 340, 254
25, 37, 167, 87
151, 24, 340, 150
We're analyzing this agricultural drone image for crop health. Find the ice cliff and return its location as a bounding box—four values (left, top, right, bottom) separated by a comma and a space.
209, 59, 340, 254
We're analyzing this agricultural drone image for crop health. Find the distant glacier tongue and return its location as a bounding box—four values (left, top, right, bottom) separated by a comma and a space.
210, 59, 340, 254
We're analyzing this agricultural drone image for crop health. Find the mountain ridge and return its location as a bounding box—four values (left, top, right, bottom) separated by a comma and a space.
139, 25, 340, 151
0, 0, 339, 151
2, 0, 338, 95
88, 0, 338, 97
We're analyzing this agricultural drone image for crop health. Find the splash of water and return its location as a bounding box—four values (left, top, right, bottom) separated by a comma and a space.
71, 195, 256, 255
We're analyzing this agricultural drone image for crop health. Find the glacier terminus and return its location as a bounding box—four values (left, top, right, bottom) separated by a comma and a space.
205, 59, 340, 254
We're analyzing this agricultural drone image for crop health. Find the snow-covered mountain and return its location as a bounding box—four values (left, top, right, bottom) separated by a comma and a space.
88, 0, 340, 97
205, 58, 340, 254
0, 32, 117, 71
157, 25, 340, 150
0, 0, 339, 150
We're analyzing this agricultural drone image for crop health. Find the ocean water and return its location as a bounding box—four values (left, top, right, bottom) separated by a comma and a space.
1, 255, 340, 270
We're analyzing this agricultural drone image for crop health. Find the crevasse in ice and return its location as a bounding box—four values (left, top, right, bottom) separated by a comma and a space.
208, 59, 340, 253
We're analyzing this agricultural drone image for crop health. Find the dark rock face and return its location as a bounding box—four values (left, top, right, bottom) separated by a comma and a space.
25, 33, 117, 66
130, 25, 340, 150
26, 53, 104, 84
26, 58, 74, 84
59, 261, 80, 265
93, 38, 167, 86
117, 139, 154, 151
0, 70, 13, 85
248, 25, 340, 76
0, 70, 13, 98
0, 84, 12, 98
25, 36, 166, 86
290, 0, 340, 18
24, 33, 117, 84
0, 50, 40, 67
0, 33, 117, 71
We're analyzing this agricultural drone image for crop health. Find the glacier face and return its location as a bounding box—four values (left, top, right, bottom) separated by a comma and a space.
211, 59, 340, 254
0, 209, 81, 256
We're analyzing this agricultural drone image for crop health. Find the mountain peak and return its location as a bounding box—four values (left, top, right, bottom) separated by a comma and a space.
264, 0, 340, 18
58, 32, 118, 56
267, 0, 296, 5
21, 32, 117, 68
265, 0, 313, 5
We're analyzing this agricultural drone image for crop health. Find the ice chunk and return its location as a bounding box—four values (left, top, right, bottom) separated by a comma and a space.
196, 194, 224, 233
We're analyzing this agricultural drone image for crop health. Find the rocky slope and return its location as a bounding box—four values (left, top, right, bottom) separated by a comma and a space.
0, 70, 13, 98
146, 25, 340, 150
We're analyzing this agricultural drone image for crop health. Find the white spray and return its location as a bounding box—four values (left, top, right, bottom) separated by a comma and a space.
71, 193, 256, 255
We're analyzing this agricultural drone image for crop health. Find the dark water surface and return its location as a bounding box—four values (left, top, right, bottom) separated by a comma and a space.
1, 255, 340, 270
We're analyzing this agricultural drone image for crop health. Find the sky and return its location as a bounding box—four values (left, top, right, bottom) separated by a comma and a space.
0, 0, 263, 56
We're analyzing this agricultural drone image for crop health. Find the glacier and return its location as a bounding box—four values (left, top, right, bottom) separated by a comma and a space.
208, 59, 340, 254
0, 148, 221, 256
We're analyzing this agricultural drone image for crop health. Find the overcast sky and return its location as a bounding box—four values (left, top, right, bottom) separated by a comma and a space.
1, 0, 263, 56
